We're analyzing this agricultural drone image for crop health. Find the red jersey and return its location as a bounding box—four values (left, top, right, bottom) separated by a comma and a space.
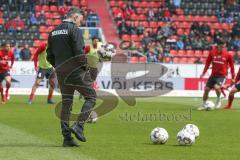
202, 48, 235, 78
0, 49, 15, 73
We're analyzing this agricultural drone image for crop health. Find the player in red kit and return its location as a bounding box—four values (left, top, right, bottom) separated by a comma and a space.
0, 42, 15, 104
198, 42, 235, 110
224, 68, 240, 109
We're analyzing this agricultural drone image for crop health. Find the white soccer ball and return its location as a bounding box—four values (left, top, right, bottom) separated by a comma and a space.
98, 43, 116, 58
177, 129, 195, 145
150, 127, 169, 144
87, 111, 98, 123
183, 124, 200, 138
204, 100, 215, 110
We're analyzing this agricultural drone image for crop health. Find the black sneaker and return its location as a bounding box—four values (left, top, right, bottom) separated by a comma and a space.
47, 99, 56, 104
70, 123, 86, 142
62, 138, 80, 147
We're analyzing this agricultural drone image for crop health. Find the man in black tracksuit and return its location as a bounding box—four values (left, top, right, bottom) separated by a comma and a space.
47, 7, 96, 147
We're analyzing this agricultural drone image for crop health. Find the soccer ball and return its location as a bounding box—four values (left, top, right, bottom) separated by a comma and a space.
183, 124, 200, 138
150, 127, 169, 144
204, 100, 215, 110
176, 129, 195, 145
98, 43, 116, 58
87, 111, 98, 123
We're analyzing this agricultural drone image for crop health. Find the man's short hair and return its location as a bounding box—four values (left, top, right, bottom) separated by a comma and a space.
217, 40, 225, 46
66, 7, 84, 18
92, 36, 101, 41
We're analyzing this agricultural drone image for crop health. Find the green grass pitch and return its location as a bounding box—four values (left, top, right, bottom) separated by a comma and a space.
0, 95, 240, 160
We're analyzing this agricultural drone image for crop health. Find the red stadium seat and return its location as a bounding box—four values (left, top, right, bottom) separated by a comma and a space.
201, 58, 207, 63
203, 50, 210, 57
109, 1, 117, 7
165, 57, 172, 63
178, 15, 185, 21
36, 5, 41, 12
185, 15, 193, 22
195, 50, 203, 57
40, 33, 49, 40
178, 50, 186, 56
0, 18, 4, 25
130, 14, 137, 20
212, 23, 221, 29
42, 5, 49, 11
140, 1, 148, 8
173, 57, 181, 63
138, 14, 146, 21
221, 23, 230, 30
186, 50, 194, 57
133, 1, 140, 8
134, 21, 139, 27
187, 58, 197, 64
181, 57, 188, 63
33, 40, 42, 47
130, 57, 139, 63
149, 1, 157, 7
121, 34, 131, 41
131, 35, 140, 42
52, 12, 61, 19
209, 16, 217, 22
182, 22, 190, 29
139, 35, 144, 41
111, 7, 118, 13
177, 29, 184, 35
141, 8, 148, 14
176, 8, 184, 15
50, 5, 58, 12
177, 22, 183, 28
136, 8, 143, 14
170, 50, 178, 56
46, 19, 53, 25
39, 26, 47, 33
142, 21, 149, 27
44, 12, 51, 19
47, 26, 55, 32
139, 56, 147, 62
72, 0, 80, 6
149, 21, 157, 28
80, 0, 88, 6
202, 16, 209, 22
53, 19, 62, 26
